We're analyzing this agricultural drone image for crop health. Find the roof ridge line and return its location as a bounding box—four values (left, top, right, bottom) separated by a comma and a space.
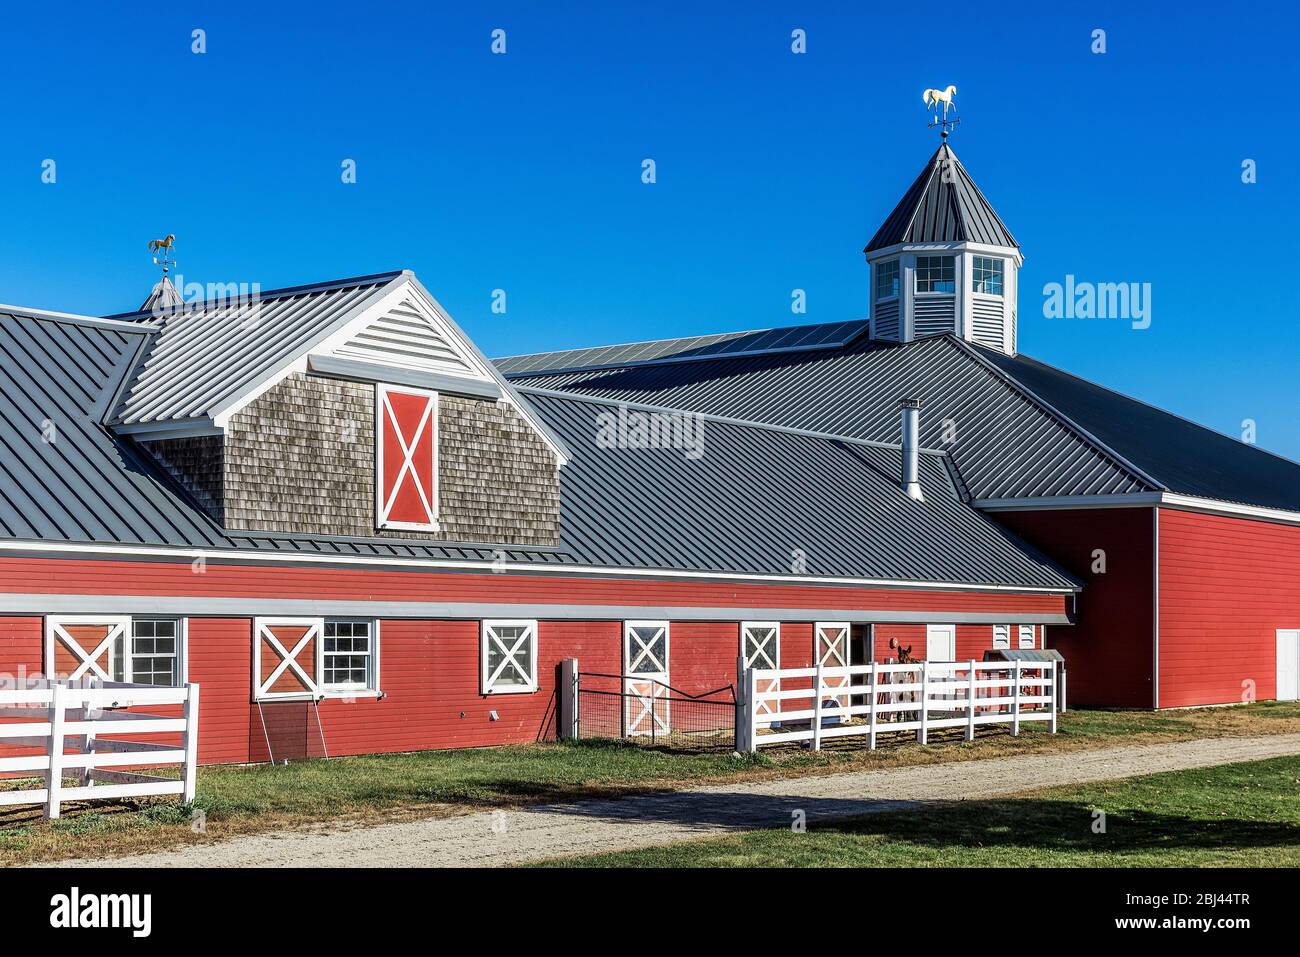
948, 337, 1167, 491
103, 269, 408, 320
517, 383, 951, 456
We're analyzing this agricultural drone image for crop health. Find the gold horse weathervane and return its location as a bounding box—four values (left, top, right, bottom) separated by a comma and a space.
923, 85, 959, 138
147, 233, 177, 275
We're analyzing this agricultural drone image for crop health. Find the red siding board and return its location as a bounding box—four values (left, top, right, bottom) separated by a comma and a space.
993, 508, 1154, 709
1157, 508, 1300, 708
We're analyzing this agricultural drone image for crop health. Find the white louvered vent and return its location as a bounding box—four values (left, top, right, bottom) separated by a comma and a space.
873, 299, 900, 340
333, 297, 479, 375
914, 295, 956, 338
972, 297, 1005, 350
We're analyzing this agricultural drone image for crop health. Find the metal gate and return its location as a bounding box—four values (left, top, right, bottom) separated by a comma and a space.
574, 671, 737, 748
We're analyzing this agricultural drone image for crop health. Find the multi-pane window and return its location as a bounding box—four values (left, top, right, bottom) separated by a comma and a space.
914, 255, 955, 293
323, 619, 374, 690
971, 256, 1004, 295
112, 618, 180, 686
482, 620, 538, 694
874, 259, 900, 300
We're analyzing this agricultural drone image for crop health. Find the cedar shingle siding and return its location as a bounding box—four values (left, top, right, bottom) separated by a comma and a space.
145, 373, 560, 546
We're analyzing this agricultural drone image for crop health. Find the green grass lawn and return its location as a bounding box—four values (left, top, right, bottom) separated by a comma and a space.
2, 701, 1298, 865
537, 754, 1300, 867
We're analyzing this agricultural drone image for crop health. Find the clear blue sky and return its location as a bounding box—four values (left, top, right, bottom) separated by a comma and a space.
1, 2, 1296, 455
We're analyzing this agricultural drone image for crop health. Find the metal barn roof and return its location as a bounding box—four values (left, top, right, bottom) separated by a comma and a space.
519, 389, 1075, 588
0, 307, 1072, 589
504, 335, 1153, 501
974, 346, 1300, 512
110, 272, 400, 427
503, 331, 1300, 513
865, 143, 1018, 253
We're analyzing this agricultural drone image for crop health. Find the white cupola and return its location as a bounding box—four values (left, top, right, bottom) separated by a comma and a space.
864, 141, 1022, 355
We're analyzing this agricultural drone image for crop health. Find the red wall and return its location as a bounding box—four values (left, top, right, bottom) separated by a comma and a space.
1158, 508, 1300, 707
993, 508, 1154, 708
0, 557, 1073, 764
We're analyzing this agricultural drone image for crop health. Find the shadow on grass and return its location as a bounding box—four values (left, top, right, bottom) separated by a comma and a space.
809, 797, 1300, 855
514, 789, 1300, 855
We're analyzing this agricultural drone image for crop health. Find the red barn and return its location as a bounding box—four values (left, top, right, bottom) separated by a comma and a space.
0, 138, 1295, 766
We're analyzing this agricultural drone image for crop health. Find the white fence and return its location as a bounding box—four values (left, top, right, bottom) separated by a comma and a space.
0, 679, 199, 819
737, 660, 1056, 752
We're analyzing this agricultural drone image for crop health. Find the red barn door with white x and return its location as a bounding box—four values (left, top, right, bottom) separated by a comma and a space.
376, 384, 439, 530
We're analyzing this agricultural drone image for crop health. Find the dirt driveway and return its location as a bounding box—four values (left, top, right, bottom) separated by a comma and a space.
46, 733, 1300, 868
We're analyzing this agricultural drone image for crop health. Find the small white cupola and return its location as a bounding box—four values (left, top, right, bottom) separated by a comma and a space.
864, 139, 1022, 355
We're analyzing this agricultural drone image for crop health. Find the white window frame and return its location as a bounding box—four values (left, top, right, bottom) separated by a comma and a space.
44, 615, 187, 686
1018, 624, 1037, 649
914, 254, 956, 294
874, 259, 900, 301
375, 383, 440, 532
116, 617, 187, 687
320, 618, 381, 696
970, 255, 1004, 296
992, 624, 1011, 650
481, 619, 539, 695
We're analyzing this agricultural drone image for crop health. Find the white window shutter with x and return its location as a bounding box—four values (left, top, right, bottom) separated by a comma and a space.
254, 618, 323, 701
45, 616, 130, 682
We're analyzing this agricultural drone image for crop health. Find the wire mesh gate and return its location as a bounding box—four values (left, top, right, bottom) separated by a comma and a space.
574, 671, 737, 748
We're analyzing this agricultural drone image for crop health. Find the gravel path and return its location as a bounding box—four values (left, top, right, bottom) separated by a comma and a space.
49, 733, 1300, 868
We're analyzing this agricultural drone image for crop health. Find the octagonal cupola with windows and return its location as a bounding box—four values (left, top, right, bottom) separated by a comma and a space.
865, 141, 1021, 355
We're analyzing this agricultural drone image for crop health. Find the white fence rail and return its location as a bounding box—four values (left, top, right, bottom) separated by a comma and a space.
737, 660, 1056, 752
0, 679, 199, 819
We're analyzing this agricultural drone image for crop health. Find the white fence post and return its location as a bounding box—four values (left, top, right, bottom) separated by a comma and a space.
182, 682, 201, 803
1048, 662, 1058, 734
812, 660, 824, 751
917, 661, 928, 745
746, 666, 758, 754
1012, 661, 1022, 736
44, 682, 67, 821
965, 659, 977, 742
868, 660, 879, 750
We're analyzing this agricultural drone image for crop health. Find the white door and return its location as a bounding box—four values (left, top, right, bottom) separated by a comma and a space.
741, 622, 781, 716
1277, 630, 1300, 701
926, 624, 956, 662
815, 622, 851, 715
624, 621, 670, 735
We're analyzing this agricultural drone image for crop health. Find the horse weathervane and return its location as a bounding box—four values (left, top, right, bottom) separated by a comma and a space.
922, 85, 959, 138
147, 233, 177, 275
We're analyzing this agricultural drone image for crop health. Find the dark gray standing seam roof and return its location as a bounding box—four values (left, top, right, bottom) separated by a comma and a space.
0, 309, 1074, 590
974, 346, 1300, 512
519, 389, 1075, 588
865, 143, 1018, 252
504, 331, 1300, 514
505, 335, 1153, 501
